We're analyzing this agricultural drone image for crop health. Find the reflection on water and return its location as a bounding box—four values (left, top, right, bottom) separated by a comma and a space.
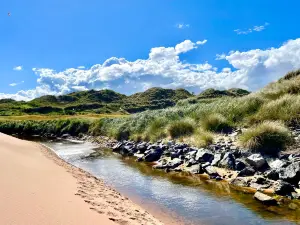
42, 139, 299, 225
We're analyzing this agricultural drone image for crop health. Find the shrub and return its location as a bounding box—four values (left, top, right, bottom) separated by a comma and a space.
200, 113, 232, 133
168, 120, 195, 139
239, 121, 292, 155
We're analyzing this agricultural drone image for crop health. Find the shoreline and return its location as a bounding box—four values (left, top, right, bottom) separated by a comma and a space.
41, 141, 185, 225
0, 133, 165, 225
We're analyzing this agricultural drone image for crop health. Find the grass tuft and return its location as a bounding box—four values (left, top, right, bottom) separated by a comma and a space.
200, 113, 232, 133
239, 121, 292, 155
168, 119, 195, 139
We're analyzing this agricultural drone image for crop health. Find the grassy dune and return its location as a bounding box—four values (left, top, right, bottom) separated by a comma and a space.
0, 70, 300, 154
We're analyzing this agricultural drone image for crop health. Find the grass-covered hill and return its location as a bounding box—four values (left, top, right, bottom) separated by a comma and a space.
0, 87, 249, 116
1, 69, 300, 155
0, 88, 193, 116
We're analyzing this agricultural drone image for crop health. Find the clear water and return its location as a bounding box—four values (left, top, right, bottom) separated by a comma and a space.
42, 139, 300, 225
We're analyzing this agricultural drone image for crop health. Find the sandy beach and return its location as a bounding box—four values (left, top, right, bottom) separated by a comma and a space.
0, 133, 163, 225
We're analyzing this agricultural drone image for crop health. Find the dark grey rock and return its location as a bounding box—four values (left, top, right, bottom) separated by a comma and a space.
219, 152, 236, 170
195, 149, 214, 163
238, 167, 256, 177
187, 158, 198, 167
246, 154, 267, 170
274, 180, 295, 196
265, 170, 279, 181
254, 192, 277, 205
144, 149, 163, 162
235, 159, 247, 171
279, 162, 300, 184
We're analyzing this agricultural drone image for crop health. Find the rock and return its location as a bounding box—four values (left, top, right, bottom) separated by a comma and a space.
246, 154, 268, 170
279, 162, 300, 184
274, 180, 295, 196
269, 159, 286, 170
288, 203, 298, 210
204, 166, 220, 179
253, 192, 277, 205
112, 142, 123, 152
238, 167, 256, 177
186, 158, 198, 167
167, 158, 182, 169
292, 192, 300, 200
235, 159, 247, 171
186, 164, 202, 174
264, 170, 279, 181
144, 149, 163, 162
195, 149, 214, 163
230, 177, 249, 187
211, 153, 223, 166
202, 162, 211, 169
219, 152, 236, 170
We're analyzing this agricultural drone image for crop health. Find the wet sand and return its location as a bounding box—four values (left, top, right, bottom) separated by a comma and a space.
0, 133, 163, 225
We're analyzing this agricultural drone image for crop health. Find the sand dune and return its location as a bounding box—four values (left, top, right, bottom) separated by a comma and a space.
0, 133, 163, 225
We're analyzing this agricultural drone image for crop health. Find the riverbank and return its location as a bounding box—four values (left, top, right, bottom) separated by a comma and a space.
0, 133, 163, 225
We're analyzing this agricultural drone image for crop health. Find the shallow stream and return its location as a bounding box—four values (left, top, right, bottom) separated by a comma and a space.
38, 138, 300, 225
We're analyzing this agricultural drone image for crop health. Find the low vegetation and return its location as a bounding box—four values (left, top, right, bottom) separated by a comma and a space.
0, 70, 300, 153
239, 121, 292, 155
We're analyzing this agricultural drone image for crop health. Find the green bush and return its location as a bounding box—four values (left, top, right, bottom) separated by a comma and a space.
143, 118, 167, 141
239, 121, 292, 155
168, 120, 195, 139
200, 113, 232, 133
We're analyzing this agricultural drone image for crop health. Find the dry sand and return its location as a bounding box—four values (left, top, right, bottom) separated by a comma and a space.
0, 133, 163, 225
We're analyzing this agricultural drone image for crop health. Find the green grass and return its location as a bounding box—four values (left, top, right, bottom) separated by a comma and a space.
1, 69, 300, 155
187, 130, 214, 148
167, 119, 195, 139
239, 121, 292, 155
200, 113, 233, 133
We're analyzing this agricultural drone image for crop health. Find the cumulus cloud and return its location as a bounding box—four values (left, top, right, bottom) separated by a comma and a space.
176, 23, 190, 29
1, 38, 300, 101
9, 81, 24, 87
77, 66, 85, 69
13, 66, 23, 71
234, 22, 269, 35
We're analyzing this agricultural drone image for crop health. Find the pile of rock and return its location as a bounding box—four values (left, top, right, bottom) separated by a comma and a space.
111, 135, 300, 201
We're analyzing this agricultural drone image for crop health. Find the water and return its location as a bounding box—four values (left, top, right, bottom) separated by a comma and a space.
42, 139, 300, 225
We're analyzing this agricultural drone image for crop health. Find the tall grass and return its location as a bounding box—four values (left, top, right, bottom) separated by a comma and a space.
239, 121, 292, 155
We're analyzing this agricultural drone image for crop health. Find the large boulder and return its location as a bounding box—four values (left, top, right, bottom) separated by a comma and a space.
235, 159, 247, 171
238, 167, 256, 177
246, 154, 268, 170
254, 192, 277, 205
144, 148, 163, 162
274, 180, 295, 196
219, 152, 236, 170
167, 158, 183, 169
195, 149, 214, 163
264, 170, 279, 181
279, 162, 300, 185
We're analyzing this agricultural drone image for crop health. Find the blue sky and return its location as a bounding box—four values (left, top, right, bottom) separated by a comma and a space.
1, 0, 300, 100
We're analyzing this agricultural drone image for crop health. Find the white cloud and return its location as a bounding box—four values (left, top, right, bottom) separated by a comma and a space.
77, 66, 85, 69
176, 23, 190, 29
234, 22, 269, 35
1, 38, 300, 101
13, 66, 23, 71
9, 81, 24, 87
